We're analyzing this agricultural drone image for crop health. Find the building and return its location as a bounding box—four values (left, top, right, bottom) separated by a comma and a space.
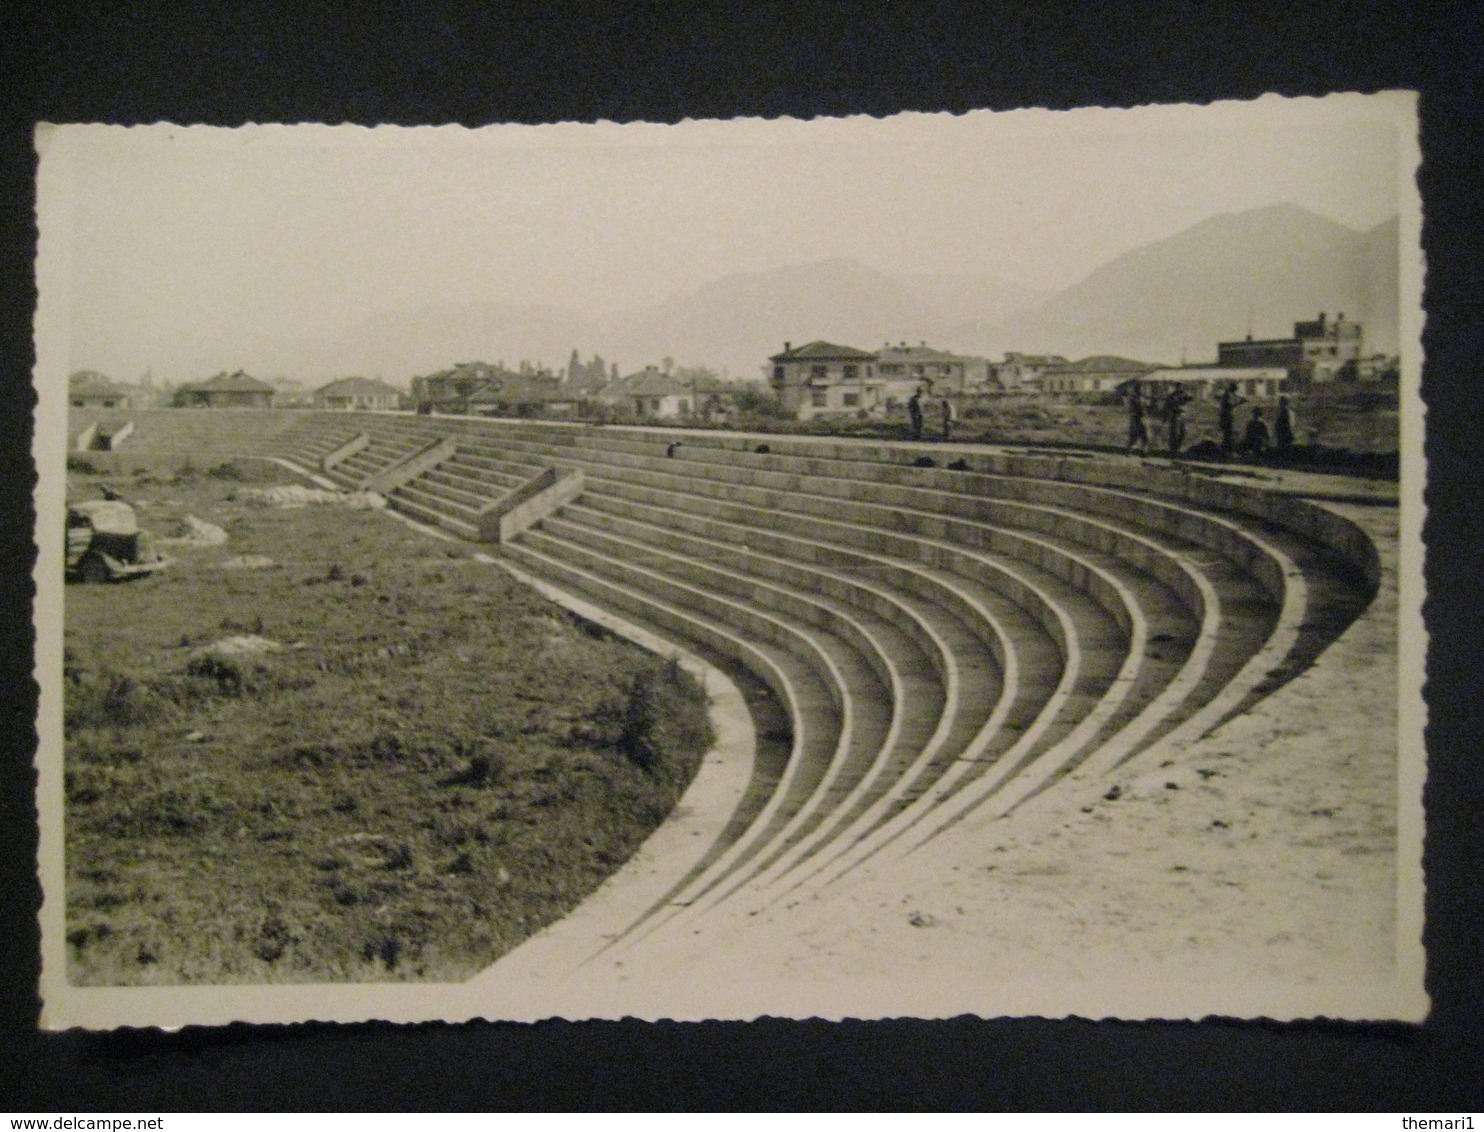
1217, 312, 1363, 382
1041, 355, 1156, 395
412, 362, 499, 412
68, 371, 133, 409
874, 342, 990, 395
1138, 366, 1290, 402
990, 353, 1069, 392
625, 368, 695, 419
767, 339, 990, 419
768, 341, 880, 419
312, 376, 402, 412
173, 371, 275, 408
464, 373, 565, 417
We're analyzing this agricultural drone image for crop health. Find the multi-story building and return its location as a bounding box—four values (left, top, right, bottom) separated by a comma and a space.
874, 342, 990, 395
768, 340, 987, 418
991, 352, 1069, 392
1217, 312, 1363, 382
768, 341, 881, 419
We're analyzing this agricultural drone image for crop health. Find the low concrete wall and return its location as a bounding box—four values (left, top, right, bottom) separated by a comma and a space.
477, 467, 584, 543
321, 432, 369, 471
364, 436, 458, 494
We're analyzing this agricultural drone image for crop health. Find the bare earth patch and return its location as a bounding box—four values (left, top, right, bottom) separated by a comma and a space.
600, 501, 1401, 1016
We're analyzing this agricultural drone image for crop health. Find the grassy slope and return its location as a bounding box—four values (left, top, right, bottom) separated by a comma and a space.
63, 461, 713, 984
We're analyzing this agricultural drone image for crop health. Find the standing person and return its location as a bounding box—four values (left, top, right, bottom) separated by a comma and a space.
940, 398, 954, 442
1126, 382, 1149, 454
1274, 395, 1295, 454
907, 387, 924, 441
1241, 406, 1270, 458
1164, 385, 1192, 456
1218, 382, 1245, 456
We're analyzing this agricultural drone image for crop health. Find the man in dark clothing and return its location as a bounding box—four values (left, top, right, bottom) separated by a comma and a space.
1126, 383, 1149, 454
1274, 396, 1295, 454
940, 398, 954, 442
1241, 407, 1270, 457
1163, 385, 1193, 456
1218, 382, 1245, 456
907, 388, 924, 441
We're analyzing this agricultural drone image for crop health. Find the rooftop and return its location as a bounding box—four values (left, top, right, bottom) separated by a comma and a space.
315, 376, 401, 398
183, 371, 275, 393
1045, 355, 1156, 374
770, 340, 877, 362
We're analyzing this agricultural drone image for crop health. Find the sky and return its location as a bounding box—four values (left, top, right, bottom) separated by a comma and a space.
38, 92, 1411, 385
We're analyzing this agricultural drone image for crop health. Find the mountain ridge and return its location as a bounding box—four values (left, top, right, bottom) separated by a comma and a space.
220, 203, 1400, 383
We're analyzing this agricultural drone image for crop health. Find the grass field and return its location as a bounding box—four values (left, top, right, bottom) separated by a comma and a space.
63, 458, 713, 984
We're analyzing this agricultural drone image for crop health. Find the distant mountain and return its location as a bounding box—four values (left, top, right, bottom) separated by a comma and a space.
235, 204, 1399, 382
238, 262, 1041, 382
1359, 216, 1400, 355
599, 259, 1045, 378
994, 203, 1400, 363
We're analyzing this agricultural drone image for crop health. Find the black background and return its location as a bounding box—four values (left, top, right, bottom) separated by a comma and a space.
2, 0, 1480, 1111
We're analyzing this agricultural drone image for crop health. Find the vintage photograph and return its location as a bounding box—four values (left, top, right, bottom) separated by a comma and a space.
33, 92, 1425, 1028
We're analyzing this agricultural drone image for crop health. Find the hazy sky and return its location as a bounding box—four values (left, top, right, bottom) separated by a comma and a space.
39, 92, 1409, 383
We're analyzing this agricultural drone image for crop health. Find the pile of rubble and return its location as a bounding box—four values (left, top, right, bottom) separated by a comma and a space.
231, 485, 387, 510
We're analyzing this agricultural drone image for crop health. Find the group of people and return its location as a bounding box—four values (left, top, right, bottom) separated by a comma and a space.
1126, 380, 1294, 460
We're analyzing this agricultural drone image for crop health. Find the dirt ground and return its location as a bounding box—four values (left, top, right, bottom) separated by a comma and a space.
488, 497, 1415, 1022
655, 502, 1406, 1015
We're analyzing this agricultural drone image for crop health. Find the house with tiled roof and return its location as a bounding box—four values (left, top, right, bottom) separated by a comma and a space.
411, 362, 511, 414
312, 376, 402, 412
624, 367, 696, 419
69, 371, 135, 409
173, 371, 275, 408
1040, 355, 1156, 396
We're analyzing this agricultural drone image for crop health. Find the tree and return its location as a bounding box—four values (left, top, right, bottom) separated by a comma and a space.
735, 387, 784, 418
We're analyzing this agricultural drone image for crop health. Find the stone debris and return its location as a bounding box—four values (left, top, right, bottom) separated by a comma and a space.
157, 514, 228, 546
233, 485, 387, 510
200, 635, 282, 657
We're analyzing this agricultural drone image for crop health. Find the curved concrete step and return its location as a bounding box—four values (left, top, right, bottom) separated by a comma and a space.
493, 441, 1284, 755
543, 503, 965, 903
498, 541, 814, 926
263, 415, 1374, 947
511, 527, 869, 920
